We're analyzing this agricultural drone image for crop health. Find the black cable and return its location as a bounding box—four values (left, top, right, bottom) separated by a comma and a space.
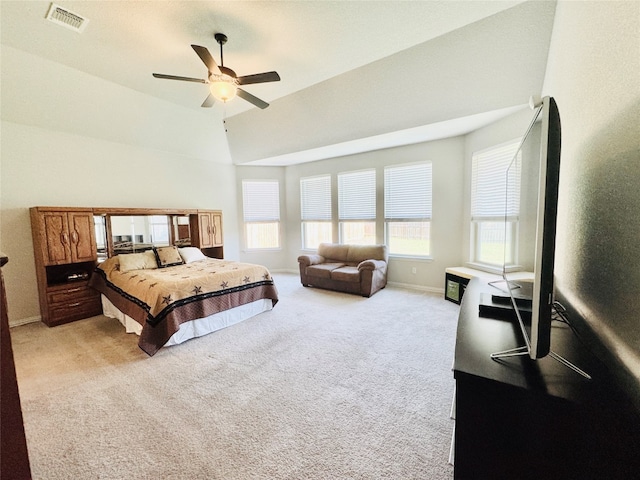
552, 300, 590, 348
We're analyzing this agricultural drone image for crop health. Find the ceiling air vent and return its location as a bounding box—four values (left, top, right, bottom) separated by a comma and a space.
45, 3, 89, 33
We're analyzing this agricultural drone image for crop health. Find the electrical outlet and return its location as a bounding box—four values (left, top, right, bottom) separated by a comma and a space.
411, 267, 417, 274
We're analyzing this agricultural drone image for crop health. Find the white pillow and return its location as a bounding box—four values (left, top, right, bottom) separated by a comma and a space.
118, 251, 158, 273
178, 247, 207, 264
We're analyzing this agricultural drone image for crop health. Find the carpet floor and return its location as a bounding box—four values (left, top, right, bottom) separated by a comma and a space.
11, 273, 459, 479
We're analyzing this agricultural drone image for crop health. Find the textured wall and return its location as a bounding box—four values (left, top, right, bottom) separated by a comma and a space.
543, 1, 640, 402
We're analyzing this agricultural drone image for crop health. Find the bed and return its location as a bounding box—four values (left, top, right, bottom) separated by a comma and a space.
88, 247, 278, 356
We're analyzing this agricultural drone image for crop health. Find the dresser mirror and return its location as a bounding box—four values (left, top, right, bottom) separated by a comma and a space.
172, 215, 191, 247
94, 215, 108, 262
94, 213, 192, 260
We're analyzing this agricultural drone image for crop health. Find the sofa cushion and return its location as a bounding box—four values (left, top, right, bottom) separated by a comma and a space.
330, 265, 360, 283
318, 243, 349, 262
306, 262, 346, 279
347, 244, 387, 263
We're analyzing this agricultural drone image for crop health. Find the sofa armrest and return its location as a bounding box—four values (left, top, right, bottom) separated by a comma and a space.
357, 259, 387, 271
298, 254, 326, 267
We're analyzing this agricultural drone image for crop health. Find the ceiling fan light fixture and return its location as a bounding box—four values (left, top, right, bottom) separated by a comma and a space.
153, 37, 279, 109
209, 73, 238, 102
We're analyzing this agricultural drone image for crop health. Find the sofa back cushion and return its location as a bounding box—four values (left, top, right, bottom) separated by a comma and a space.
318, 243, 387, 263
318, 243, 349, 262
347, 244, 388, 263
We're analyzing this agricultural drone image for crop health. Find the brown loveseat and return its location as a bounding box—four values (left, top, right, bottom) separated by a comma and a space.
297, 243, 388, 297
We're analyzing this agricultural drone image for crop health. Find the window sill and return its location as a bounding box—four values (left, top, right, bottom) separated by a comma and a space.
465, 262, 502, 275
389, 255, 433, 262
243, 248, 282, 253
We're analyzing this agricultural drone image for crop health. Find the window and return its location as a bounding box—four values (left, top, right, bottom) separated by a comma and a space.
384, 162, 432, 256
300, 175, 332, 249
470, 140, 521, 267
242, 180, 280, 249
338, 169, 376, 245
149, 215, 170, 245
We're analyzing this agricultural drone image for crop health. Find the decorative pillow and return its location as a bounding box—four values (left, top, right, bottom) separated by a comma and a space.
153, 245, 184, 268
118, 251, 158, 273
178, 247, 207, 264
97, 256, 119, 275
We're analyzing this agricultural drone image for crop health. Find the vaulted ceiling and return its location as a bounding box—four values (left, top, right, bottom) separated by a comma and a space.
0, 1, 556, 165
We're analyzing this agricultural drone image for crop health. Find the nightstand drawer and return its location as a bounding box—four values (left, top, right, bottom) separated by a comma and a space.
47, 283, 96, 304
44, 281, 102, 326
47, 296, 102, 325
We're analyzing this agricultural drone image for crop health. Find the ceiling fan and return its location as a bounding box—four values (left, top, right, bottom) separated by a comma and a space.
153, 33, 280, 109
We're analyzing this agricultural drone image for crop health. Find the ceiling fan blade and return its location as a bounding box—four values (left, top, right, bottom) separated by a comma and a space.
201, 94, 215, 108
152, 73, 206, 83
237, 71, 281, 85
191, 45, 221, 74
237, 88, 269, 109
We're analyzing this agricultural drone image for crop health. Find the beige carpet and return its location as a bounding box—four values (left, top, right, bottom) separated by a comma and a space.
11, 273, 459, 479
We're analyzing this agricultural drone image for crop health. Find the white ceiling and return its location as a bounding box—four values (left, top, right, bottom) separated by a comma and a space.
225, 0, 555, 164
246, 105, 526, 166
1, 0, 553, 165
1, 0, 526, 115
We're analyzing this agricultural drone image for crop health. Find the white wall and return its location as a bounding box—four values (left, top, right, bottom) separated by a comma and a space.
0, 46, 237, 325
462, 107, 538, 271
1, 46, 230, 162
541, 1, 640, 398
283, 137, 466, 290
234, 165, 289, 270
234, 107, 552, 289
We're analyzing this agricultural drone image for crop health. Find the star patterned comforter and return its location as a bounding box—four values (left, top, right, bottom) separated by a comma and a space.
89, 256, 278, 355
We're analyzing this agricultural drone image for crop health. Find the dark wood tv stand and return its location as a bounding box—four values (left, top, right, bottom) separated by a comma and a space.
452, 278, 640, 480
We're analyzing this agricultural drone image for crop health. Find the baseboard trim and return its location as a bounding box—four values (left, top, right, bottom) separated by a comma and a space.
272, 271, 445, 294
10, 315, 41, 328
387, 282, 444, 294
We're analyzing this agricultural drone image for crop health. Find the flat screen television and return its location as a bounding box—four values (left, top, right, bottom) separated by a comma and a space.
490, 96, 589, 378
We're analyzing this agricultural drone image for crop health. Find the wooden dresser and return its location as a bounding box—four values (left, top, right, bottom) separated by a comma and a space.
1, 253, 32, 479
30, 207, 102, 326
452, 278, 640, 479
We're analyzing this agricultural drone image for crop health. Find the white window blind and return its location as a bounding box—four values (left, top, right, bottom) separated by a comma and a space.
384, 163, 432, 220
300, 175, 332, 248
338, 169, 376, 220
242, 180, 280, 222
242, 180, 280, 249
470, 140, 521, 266
301, 175, 331, 221
471, 140, 521, 219
504, 154, 522, 219
384, 162, 432, 256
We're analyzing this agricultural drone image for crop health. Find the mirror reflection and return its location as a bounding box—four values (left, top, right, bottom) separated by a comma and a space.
93, 214, 192, 260
94, 215, 108, 262
111, 215, 170, 254
173, 215, 191, 247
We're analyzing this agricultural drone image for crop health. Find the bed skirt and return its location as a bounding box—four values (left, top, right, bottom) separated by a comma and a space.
101, 295, 273, 348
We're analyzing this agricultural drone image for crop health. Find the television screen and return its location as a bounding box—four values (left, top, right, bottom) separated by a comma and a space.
492, 96, 562, 361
